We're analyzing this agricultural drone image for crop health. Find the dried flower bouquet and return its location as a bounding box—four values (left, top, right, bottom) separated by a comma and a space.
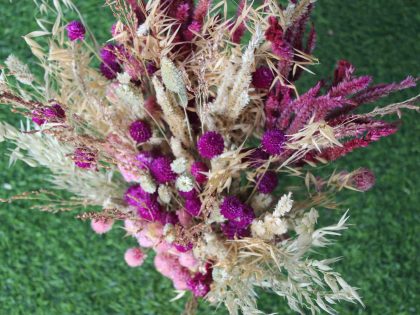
0, 0, 418, 314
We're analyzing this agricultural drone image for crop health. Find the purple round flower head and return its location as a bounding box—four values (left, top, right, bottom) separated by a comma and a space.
129, 120, 152, 144
352, 168, 376, 191
136, 151, 153, 169
257, 171, 278, 194
150, 156, 177, 184
252, 66, 274, 89
197, 131, 224, 159
178, 188, 198, 199
124, 184, 149, 207
220, 196, 246, 220
174, 242, 193, 253
31, 104, 66, 126
31, 109, 46, 126
74, 147, 96, 169
162, 211, 179, 225
187, 272, 211, 297
100, 44, 119, 64
185, 197, 201, 217
247, 148, 269, 167
221, 222, 250, 240
146, 62, 157, 75
262, 129, 286, 155
137, 199, 163, 222
191, 161, 209, 184
220, 196, 255, 228
99, 62, 122, 80
66, 21, 86, 41
44, 104, 66, 121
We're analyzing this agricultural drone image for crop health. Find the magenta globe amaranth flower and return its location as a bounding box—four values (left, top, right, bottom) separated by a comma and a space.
262, 129, 286, 155
257, 171, 278, 194
125, 184, 149, 207
188, 272, 211, 297
31, 104, 66, 126
185, 197, 201, 217
129, 120, 152, 144
247, 148, 269, 167
66, 20, 86, 41
99, 62, 122, 80
191, 161, 209, 184
73, 147, 97, 169
220, 196, 255, 228
100, 44, 120, 64
197, 131, 224, 159
150, 156, 177, 184
252, 66, 274, 89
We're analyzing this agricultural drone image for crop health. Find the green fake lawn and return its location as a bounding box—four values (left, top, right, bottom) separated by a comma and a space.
0, 1, 419, 314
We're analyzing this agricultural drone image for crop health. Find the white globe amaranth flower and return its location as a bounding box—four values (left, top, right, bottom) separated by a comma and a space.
158, 185, 171, 204
176, 174, 194, 192
138, 173, 157, 194
170, 157, 187, 174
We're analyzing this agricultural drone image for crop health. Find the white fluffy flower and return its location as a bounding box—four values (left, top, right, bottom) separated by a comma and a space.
117, 72, 131, 85
163, 223, 175, 243
273, 192, 293, 217
170, 157, 187, 174
251, 193, 273, 212
176, 175, 194, 192
138, 173, 157, 194
158, 185, 171, 204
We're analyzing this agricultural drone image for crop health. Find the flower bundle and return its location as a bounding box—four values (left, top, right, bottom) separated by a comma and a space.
0, 0, 418, 314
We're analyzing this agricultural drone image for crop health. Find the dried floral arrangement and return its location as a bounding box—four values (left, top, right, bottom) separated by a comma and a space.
0, 0, 418, 314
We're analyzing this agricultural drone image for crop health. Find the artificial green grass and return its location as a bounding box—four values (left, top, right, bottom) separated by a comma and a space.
0, 1, 419, 314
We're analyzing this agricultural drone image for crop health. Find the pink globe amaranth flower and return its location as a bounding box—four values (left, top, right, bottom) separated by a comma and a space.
191, 161, 209, 184
185, 197, 201, 217
129, 120, 152, 144
187, 272, 212, 298
124, 219, 141, 236
247, 148, 269, 167
197, 131, 224, 159
352, 168, 376, 191
262, 129, 286, 155
99, 61, 122, 80
66, 20, 85, 41
176, 208, 193, 227
91, 219, 114, 234
252, 66, 274, 89
150, 156, 177, 184
137, 230, 155, 248
179, 252, 198, 270
124, 247, 146, 267
257, 171, 278, 194
173, 271, 192, 291
154, 253, 179, 278
74, 147, 97, 169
